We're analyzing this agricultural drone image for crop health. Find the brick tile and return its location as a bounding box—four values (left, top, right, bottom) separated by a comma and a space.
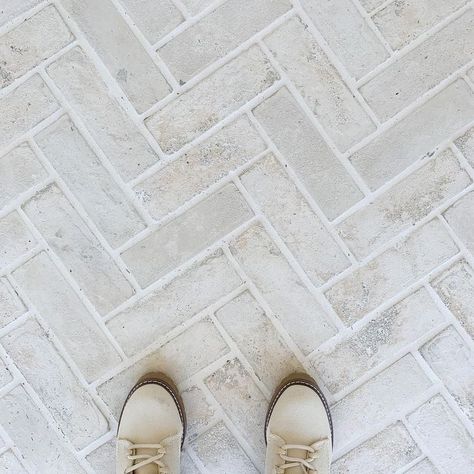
338, 148, 471, 259
180, 0, 214, 16
135, 116, 266, 219
181, 451, 200, 473
373, 0, 469, 50
146, 45, 279, 153
455, 126, 474, 168
0, 359, 12, 388
36, 115, 145, 247
159, 0, 291, 82
59, 0, 170, 112
444, 191, 474, 255
326, 219, 458, 324
230, 224, 336, 354
0, 0, 41, 27
12, 252, 121, 382
47, 47, 159, 181
23, 184, 134, 314
0, 75, 58, 148
332, 355, 432, 449
312, 288, 445, 392
432, 260, 474, 338
122, 183, 252, 287
407, 396, 474, 472
421, 326, 474, 422
264, 16, 375, 151
332, 422, 420, 474
0, 143, 47, 211
405, 459, 440, 474
241, 155, 350, 284
350, 79, 474, 190
253, 88, 363, 219
181, 385, 216, 439
0, 277, 25, 328
0, 451, 27, 473
191, 421, 258, 474
0, 385, 86, 473
120, 0, 183, 44
0, 6, 73, 89
86, 439, 115, 474
0, 212, 36, 269
359, 0, 385, 12
215, 291, 302, 389
2, 318, 108, 449
98, 318, 229, 418
299, 0, 388, 78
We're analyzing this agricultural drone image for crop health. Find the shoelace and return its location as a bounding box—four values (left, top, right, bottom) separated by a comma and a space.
125, 443, 168, 474
275, 440, 327, 474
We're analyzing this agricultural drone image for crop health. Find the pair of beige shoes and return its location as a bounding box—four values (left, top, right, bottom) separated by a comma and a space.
116, 372, 333, 474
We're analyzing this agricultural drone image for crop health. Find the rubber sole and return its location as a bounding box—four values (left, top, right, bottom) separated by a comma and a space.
117, 372, 187, 448
265, 373, 333, 446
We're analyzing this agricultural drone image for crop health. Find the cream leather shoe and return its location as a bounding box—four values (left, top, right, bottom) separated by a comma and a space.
116, 373, 186, 474
265, 374, 333, 474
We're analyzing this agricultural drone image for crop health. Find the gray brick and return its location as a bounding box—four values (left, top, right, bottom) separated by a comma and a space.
0, 0, 41, 27
312, 288, 445, 392
0, 451, 27, 473
407, 396, 474, 472
456, 126, 474, 168
264, 16, 375, 151
23, 185, 134, 315
36, 115, 145, 247
359, 0, 385, 12
230, 224, 336, 354
86, 439, 115, 474
0, 212, 36, 269
146, 45, 279, 153
12, 252, 121, 382
107, 249, 241, 356
350, 79, 474, 190
338, 148, 471, 259
253, 88, 363, 219
0, 358, 12, 388
361, 10, 474, 121
2, 318, 108, 449
240, 154, 350, 284
122, 183, 252, 287
0, 277, 25, 328
135, 116, 266, 219
0, 75, 58, 148
47, 47, 159, 181
0, 6, 73, 88
159, 0, 291, 82
444, 191, 474, 255
181, 385, 216, 439
405, 459, 440, 474
180, 0, 214, 15
326, 219, 458, 324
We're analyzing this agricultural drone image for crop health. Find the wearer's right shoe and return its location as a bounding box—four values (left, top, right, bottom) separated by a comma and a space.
264, 373, 333, 474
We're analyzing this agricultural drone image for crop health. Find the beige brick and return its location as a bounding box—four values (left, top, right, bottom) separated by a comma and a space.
432, 260, 474, 338
159, 0, 291, 82
59, 0, 170, 112
181, 385, 216, 439
332, 355, 432, 449
0, 75, 58, 148
24, 185, 134, 314
338, 149, 471, 258
0, 386, 86, 473
373, 0, 469, 50
0, 6, 73, 88
12, 252, 121, 382
230, 225, 336, 354
361, 10, 474, 121
312, 288, 445, 392
405, 459, 439, 474
146, 45, 279, 153
332, 422, 420, 474
215, 291, 302, 389
0, 0, 41, 27
421, 326, 474, 422
0, 451, 27, 473
241, 154, 350, 284
300, 0, 388, 78
444, 191, 474, 255
2, 319, 108, 449
0, 144, 47, 210
456, 126, 474, 168
350, 80, 474, 190
0, 212, 36, 269
407, 396, 474, 472
47, 47, 159, 181
135, 116, 266, 219
0, 277, 25, 328
253, 88, 363, 219
122, 183, 252, 287
36, 115, 145, 247
98, 319, 229, 417
108, 249, 241, 356
264, 17, 375, 151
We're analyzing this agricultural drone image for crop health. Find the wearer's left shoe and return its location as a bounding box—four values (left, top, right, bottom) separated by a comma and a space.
116, 372, 186, 474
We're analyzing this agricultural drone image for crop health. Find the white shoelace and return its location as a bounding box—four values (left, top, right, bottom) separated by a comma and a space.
126, 443, 168, 473
275, 440, 327, 474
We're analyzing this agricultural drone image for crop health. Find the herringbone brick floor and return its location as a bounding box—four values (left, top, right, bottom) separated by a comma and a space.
0, 0, 473, 472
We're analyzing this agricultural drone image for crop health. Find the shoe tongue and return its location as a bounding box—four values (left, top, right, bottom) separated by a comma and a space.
285, 447, 312, 474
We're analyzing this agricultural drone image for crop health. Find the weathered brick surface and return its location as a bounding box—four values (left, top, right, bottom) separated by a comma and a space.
0, 1, 473, 471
